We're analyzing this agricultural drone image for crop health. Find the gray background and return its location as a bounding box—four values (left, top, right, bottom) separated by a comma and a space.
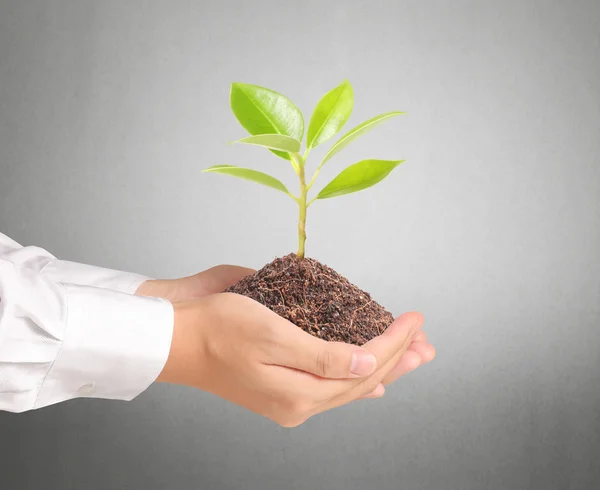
1, 0, 599, 489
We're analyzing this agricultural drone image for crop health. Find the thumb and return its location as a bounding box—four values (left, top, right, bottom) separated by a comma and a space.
274, 328, 378, 379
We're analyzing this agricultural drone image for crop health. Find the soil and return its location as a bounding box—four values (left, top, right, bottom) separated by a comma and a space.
225, 253, 394, 345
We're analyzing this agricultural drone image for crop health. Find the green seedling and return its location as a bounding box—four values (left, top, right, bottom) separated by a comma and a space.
203, 80, 405, 259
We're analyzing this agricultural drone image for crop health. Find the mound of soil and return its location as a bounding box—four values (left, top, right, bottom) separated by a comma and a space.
225, 253, 394, 345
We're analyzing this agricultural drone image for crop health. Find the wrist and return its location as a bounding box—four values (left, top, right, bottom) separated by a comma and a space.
156, 300, 204, 387
135, 279, 180, 301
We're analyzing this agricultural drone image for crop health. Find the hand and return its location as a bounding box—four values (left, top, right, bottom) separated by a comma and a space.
137, 265, 436, 400
157, 292, 425, 427
135, 265, 255, 302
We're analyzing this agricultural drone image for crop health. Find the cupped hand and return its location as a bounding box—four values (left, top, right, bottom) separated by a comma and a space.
158, 292, 428, 426
138, 264, 435, 420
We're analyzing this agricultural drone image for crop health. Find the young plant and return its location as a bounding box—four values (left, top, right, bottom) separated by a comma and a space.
203, 80, 405, 259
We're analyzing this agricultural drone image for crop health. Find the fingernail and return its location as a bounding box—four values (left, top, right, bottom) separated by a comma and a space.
350, 350, 377, 377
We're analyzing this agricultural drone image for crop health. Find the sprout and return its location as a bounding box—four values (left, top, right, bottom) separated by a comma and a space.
204, 80, 405, 259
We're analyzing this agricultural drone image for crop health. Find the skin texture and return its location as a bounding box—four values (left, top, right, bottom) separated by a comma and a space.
136, 265, 435, 427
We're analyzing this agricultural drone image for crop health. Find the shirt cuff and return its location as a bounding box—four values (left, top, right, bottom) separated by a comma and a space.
41, 259, 151, 294
34, 284, 174, 409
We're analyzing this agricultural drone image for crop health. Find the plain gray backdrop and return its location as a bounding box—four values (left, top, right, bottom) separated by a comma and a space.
1, 1, 599, 489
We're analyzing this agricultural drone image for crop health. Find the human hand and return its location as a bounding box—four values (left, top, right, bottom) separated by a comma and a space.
135, 265, 255, 302
157, 292, 426, 427
138, 265, 435, 395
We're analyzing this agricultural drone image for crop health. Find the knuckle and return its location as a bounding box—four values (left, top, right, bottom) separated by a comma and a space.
316, 349, 336, 377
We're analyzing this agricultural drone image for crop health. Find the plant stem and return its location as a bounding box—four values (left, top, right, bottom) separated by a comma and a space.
306, 162, 323, 190
294, 154, 308, 259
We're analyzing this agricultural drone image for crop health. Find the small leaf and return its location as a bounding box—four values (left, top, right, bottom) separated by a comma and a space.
203, 165, 289, 194
306, 80, 354, 150
230, 83, 304, 160
316, 159, 404, 199
321, 111, 404, 166
234, 134, 301, 153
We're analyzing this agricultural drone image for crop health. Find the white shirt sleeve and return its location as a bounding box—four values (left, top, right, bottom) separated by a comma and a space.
0, 233, 151, 294
0, 232, 174, 413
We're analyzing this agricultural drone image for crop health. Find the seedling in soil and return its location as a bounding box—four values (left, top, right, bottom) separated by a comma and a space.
204, 80, 405, 345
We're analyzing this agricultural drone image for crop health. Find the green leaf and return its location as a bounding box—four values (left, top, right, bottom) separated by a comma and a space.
316, 159, 404, 199
203, 165, 290, 194
321, 111, 404, 166
306, 80, 354, 150
230, 83, 304, 160
233, 134, 301, 153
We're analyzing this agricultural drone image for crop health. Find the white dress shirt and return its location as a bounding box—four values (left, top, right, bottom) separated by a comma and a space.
0, 232, 174, 413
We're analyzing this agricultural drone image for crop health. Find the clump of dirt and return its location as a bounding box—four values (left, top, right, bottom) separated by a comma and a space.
225, 253, 394, 345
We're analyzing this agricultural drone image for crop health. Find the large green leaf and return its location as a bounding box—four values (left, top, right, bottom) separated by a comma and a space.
316, 159, 404, 199
321, 111, 404, 165
230, 83, 304, 160
203, 165, 289, 194
234, 134, 301, 153
306, 80, 354, 150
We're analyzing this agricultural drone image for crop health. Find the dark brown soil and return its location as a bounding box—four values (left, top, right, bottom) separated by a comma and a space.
225, 253, 394, 345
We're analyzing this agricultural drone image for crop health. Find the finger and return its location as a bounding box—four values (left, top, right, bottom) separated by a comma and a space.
265, 311, 423, 421
380, 350, 422, 385
304, 312, 424, 410
357, 319, 422, 396
272, 312, 423, 380
269, 326, 378, 379
413, 330, 427, 343
347, 313, 424, 395
381, 341, 435, 385
311, 331, 417, 416
190, 265, 256, 295
359, 383, 385, 399
288, 338, 429, 408
408, 341, 436, 364
360, 312, 424, 368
